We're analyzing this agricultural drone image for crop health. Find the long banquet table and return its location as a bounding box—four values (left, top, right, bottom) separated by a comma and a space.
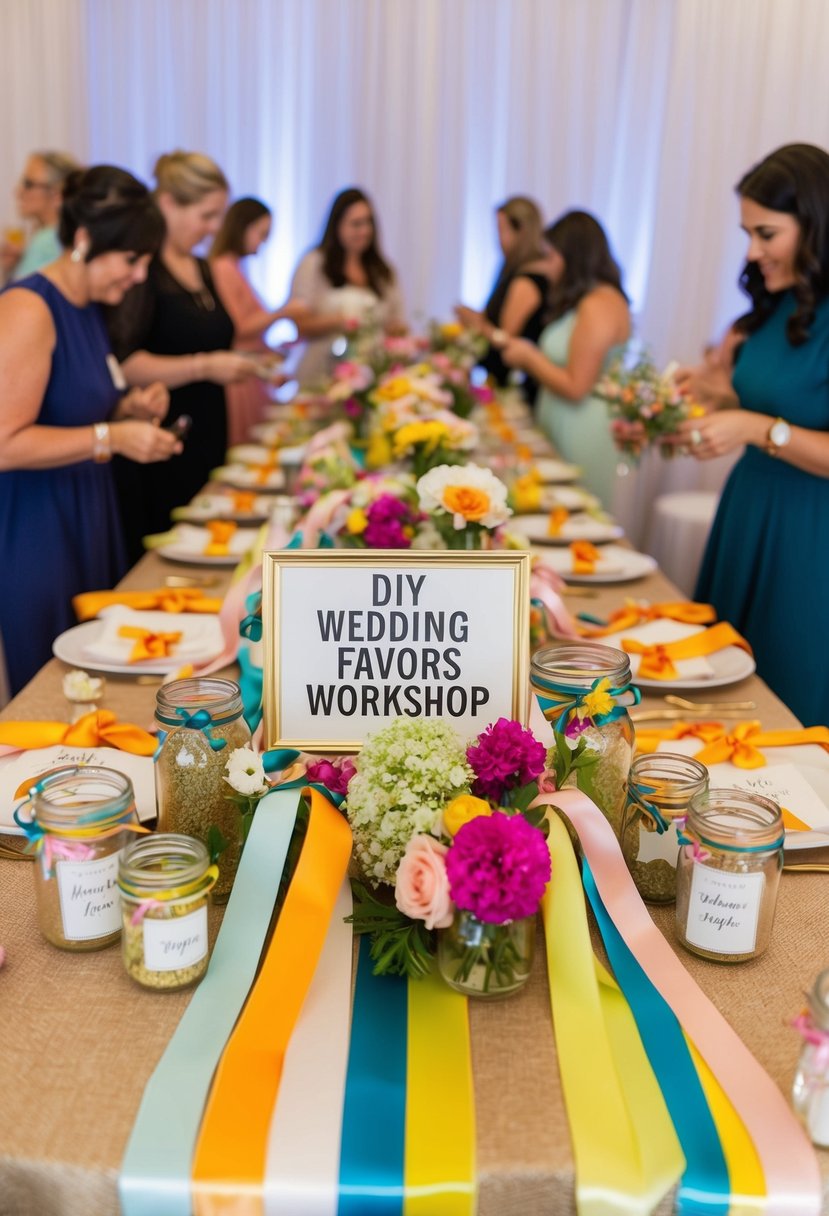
1, 527, 828, 1216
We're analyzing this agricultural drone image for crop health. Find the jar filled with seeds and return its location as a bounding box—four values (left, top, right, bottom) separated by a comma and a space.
118, 834, 217, 991
792, 968, 829, 1147
675, 788, 784, 963
155, 678, 250, 903
15, 766, 143, 951
620, 753, 709, 903
530, 642, 638, 836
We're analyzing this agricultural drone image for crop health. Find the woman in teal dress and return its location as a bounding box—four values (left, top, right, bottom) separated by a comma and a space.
501, 211, 631, 508
678, 144, 829, 727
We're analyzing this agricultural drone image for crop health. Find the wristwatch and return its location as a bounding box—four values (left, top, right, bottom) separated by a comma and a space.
489, 327, 508, 349
766, 417, 791, 456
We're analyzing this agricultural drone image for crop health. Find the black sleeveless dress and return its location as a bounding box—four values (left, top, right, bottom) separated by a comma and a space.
482, 269, 549, 403
107, 257, 234, 565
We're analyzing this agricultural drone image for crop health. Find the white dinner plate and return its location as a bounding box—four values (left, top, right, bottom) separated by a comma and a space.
598, 618, 757, 690
210, 464, 286, 492
156, 524, 260, 566
171, 492, 275, 524
536, 545, 657, 583
517, 513, 624, 546
227, 443, 308, 467
540, 486, 600, 512
52, 615, 224, 674
530, 457, 581, 484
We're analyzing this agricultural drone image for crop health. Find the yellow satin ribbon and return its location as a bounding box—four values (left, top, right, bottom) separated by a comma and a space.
204, 520, 238, 556
571, 540, 601, 574
117, 625, 183, 662
191, 788, 352, 1216
547, 506, 569, 537
0, 709, 157, 758
73, 588, 222, 621
622, 622, 752, 681
542, 812, 684, 1215
580, 599, 716, 637
635, 720, 728, 754
694, 719, 829, 769
404, 972, 476, 1216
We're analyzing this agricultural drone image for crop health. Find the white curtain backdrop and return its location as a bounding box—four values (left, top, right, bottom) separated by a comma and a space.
2, 0, 828, 541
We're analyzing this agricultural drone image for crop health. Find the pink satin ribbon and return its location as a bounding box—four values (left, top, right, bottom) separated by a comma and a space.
43, 836, 95, 871
530, 787, 822, 1216
530, 562, 580, 639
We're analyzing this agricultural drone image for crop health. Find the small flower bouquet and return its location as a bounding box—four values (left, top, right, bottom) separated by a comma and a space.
223, 745, 271, 848
325, 360, 376, 438
416, 463, 512, 550
427, 319, 488, 370
388, 410, 479, 479
596, 352, 690, 460
296, 444, 362, 509
336, 717, 554, 996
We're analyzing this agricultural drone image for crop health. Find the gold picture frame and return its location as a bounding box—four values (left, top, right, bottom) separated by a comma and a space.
262, 549, 531, 753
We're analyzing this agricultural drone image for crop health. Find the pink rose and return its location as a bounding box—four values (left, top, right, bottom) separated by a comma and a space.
394, 835, 454, 930
537, 768, 558, 795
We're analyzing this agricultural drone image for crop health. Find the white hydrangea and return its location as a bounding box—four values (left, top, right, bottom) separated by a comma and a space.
224, 746, 269, 797
345, 719, 473, 885
62, 669, 104, 702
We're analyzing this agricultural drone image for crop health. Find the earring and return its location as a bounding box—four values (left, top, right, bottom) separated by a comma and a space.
70, 247, 82, 263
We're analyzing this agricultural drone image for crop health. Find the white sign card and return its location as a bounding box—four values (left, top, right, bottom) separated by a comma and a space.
262, 550, 531, 752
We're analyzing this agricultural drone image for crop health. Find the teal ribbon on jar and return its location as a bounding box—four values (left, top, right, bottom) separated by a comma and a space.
153, 707, 231, 756
625, 780, 671, 834
532, 674, 641, 733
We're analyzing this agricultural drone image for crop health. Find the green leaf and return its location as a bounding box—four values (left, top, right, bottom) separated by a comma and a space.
207, 824, 229, 864
346, 880, 437, 979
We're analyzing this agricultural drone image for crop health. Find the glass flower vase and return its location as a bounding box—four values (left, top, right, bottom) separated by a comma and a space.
437, 908, 535, 998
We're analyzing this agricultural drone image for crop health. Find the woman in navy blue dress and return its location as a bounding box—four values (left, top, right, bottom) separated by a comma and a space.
0, 166, 182, 695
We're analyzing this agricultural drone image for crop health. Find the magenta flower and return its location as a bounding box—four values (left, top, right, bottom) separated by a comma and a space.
446, 811, 551, 923
306, 756, 356, 797
466, 718, 546, 803
363, 493, 419, 549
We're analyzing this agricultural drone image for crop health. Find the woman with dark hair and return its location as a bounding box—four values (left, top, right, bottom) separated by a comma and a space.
502, 210, 631, 505
210, 197, 308, 443
288, 187, 406, 386
676, 143, 829, 725
0, 165, 181, 694
455, 196, 549, 399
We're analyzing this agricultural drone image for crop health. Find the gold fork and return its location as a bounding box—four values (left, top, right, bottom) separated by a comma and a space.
665, 694, 756, 712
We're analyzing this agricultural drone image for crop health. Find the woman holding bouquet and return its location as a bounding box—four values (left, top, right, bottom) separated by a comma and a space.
501, 211, 631, 507
288, 187, 406, 388
677, 143, 829, 726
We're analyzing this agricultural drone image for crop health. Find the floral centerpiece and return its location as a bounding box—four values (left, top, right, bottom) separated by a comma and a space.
416, 463, 512, 550
596, 352, 695, 461
325, 360, 376, 438
427, 320, 488, 371
388, 410, 479, 478
296, 444, 362, 509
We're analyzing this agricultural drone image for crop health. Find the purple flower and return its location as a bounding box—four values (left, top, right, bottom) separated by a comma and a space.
466, 718, 546, 803
363, 493, 418, 549
445, 811, 551, 923
306, 756, 356, 797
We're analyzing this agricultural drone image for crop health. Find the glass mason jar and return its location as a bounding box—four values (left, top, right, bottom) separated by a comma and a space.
24, 766, 140, 951
620, 753, 709, 904
437, 908, 535, 998
155, 678, 251, 903
118, 834, 217, 992
530, 642, 637, 836
792, 968, 829, 1147
675, 788, 784, 962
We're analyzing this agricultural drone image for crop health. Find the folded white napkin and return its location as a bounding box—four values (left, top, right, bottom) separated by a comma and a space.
600, 618, 715, 679
532, 458, 579, 483
215, 463, 286, 489
170, 525, 258, 557
84, 606, 224, 664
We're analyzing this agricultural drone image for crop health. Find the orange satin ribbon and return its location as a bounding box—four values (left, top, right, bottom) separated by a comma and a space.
205, 520, 237, 556
117, 625, 183, 663
694, 720, 829, 769
230, 491, 257, 513
622, 622, 752, 681
571, 541, 601, 574
580, 599, 716, 638
73, 588, 223, 621
635, 720, 727, 754
0, 709, 157, 757
190, 787, 353, 1216
548, 506, 569, 538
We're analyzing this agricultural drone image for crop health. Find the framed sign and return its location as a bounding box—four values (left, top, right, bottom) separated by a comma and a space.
262, 549, 531, 752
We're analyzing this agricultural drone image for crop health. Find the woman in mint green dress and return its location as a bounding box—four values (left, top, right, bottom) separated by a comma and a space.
501, 211, 631, 508
678, 144, 829, 727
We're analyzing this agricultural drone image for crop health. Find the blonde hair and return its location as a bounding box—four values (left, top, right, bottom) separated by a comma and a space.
497, 195, 545, 271
153, 150, 228, 205
33, 151, 82, 189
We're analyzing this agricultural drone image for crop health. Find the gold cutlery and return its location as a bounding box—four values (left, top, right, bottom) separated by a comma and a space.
164, 574, 219, 588
665, 694, 756, 712
630, 707, 755, 723
783, 863, 829, 873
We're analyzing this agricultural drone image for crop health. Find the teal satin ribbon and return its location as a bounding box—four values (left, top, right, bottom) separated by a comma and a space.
582, 859, 730, 1216
337, 937, 407, 1215
153, 707, 229, 752
262, 748, 347, 809
677, 827, 785, 855
626, 781, 671, 833
534, 677, 641, 732
119, 788, 302, 1216
238, 646, 263, 733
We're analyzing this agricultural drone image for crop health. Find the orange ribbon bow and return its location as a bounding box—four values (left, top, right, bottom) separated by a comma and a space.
0, 709, 157, 758
73, 588, 222, 621
230, 491, 257, 513
622, 622, 752, 681
204, 520, 237, 557
547, 506, 569, 538
635, 720, 728, 754
117, 625, 183, 662
570, 541, 601, 574
694, 720, 829, 769
580, 599, 716, 638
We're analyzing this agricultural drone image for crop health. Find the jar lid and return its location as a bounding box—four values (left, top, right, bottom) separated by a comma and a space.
530, 642, 632, 693
155, 676, 243, 728
687, 787, 784, 853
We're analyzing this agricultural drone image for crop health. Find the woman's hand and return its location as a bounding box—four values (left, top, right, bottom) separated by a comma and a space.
611, 418, 647, 451
454, 304, 484, 331
676, 409, 765, 459
116, 382, 170, 423
111, 420, 182, 463
674, 357, 738, 410
201, 351, 260, 385
500, 336, 536, 369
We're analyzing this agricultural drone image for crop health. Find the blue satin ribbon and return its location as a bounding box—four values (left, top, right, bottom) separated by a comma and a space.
533, 678, 641, 732
338, 937, 407, 1215
626, 781, 671, 833
581, 859, 731, 1216
238, 646, 263, 733
119, 788, 301, 1216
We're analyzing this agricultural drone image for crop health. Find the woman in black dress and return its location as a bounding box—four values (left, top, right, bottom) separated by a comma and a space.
108, 151, 257, 563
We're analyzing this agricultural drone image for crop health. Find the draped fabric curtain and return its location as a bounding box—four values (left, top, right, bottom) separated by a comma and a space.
2, 0, 828, 539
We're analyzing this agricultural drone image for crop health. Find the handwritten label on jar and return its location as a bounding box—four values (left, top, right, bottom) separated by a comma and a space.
143, 905, 208, 972
56, 853, 121, 941
685, 865, 765, 955
637, 821, 680, 866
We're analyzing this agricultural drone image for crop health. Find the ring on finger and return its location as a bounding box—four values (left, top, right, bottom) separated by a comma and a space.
690, 428, 703, 447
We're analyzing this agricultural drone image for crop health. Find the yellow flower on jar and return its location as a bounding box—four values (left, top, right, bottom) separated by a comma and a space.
574, 677, 616, 722
443, 794, 493, 837
346, 508, 368, 535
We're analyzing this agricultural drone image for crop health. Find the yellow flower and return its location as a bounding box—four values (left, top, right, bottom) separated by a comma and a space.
575, 677, 616, 722
393, 419, 449, 457
512, 478, 541, 512
443, 794, 493, 837
346, 508, 368, 535
440, 322, 463, 340
374, 376, 413, 403
688, 403, 706, 418
365, 431, 392, 469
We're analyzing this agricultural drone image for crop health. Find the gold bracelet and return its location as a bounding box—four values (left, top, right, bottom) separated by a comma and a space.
92, 422, 112, 463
